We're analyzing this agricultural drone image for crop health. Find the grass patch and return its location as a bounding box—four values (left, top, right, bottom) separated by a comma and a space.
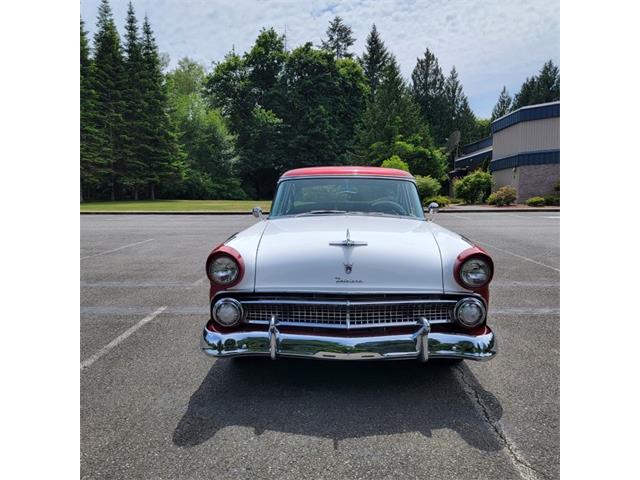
80, 200, 272, 212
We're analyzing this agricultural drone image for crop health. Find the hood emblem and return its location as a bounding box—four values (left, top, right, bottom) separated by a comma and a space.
329, 229, 368, 247
344, 263, 353, 274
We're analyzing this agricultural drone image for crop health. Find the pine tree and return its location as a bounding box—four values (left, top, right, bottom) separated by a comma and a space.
512, 60, 560, 110
411, 47, 447, 144
80, 17, 109, 201
356, 56, 426, 160
359, 24, 390, 102
122, 2, 147, 199
321, 16, 355, 59
442, 67, 476, 152
92, 0, 127, 199
457, 96, 477, 145
140, 15, 181, 200
491, 86, 512, 121
534, 60, 560, 103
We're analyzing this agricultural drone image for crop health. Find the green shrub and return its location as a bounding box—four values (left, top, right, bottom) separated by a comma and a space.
487, 185, 517, 206
526, 196, 546, 207
543, 195, 560, 206
453, 171, 493, 204
414, 175, 441, 200
423, 195, 450, 207
381, 155, 410, 172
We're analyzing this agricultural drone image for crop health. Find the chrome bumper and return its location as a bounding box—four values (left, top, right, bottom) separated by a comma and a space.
201, 318, 497, 362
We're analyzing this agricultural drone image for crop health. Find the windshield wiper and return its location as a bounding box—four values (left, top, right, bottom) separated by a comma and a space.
295, 210, 347, 216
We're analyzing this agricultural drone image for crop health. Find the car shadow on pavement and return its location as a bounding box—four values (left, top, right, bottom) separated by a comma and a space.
173, 358, 503, 451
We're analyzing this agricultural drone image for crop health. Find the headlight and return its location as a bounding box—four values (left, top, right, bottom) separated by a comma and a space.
209, 255, 239, 285
212, 298, 244, 326
459, 258, 492, 288
454, 297, 486, 327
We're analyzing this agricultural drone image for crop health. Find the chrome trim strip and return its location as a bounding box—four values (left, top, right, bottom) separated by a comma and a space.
238, 299, 459, 306
243, 320, 440, 329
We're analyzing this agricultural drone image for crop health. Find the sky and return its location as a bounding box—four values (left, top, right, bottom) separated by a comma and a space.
80, 0, 559, 118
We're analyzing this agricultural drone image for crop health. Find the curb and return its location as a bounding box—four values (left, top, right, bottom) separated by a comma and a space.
439, 208, 560, 213
80, 211, 263, 215
80, 208, 559, 215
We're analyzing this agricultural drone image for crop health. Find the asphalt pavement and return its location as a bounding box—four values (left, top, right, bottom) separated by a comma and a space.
81, 212, 559, 480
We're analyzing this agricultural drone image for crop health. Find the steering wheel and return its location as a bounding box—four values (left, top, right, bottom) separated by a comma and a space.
371, 200, 407, 215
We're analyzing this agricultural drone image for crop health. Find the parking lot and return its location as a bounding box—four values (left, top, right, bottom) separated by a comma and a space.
81, 212, 559, 480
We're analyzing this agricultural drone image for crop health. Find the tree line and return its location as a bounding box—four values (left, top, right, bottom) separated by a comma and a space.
80, 0, 560, 201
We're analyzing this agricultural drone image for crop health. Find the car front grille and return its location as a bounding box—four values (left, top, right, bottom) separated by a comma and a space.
241, 299, 455, 329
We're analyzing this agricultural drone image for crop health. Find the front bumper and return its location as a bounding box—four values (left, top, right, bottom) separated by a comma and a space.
201, 318, 497, 362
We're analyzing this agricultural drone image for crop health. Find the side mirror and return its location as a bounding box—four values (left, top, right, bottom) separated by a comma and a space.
252, 206, 263, 219
427, 202, 439, 221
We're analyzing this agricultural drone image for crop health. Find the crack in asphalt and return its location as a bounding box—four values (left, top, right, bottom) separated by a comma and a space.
455, 365, 551, 480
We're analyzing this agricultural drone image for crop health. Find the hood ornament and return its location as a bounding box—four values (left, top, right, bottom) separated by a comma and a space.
329, 229, 367, 247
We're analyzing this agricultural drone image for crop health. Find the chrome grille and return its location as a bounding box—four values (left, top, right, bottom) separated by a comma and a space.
242, 300, 455, 329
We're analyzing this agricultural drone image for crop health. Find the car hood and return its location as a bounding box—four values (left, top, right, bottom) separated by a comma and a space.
254, 215, 444, 293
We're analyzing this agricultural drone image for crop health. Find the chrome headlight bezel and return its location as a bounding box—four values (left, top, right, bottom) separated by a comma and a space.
459, 257, 492, 288
212, 298, 244, 327
454, 297, 487, 328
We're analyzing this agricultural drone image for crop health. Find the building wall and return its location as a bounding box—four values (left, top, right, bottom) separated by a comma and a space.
492, 164, 559, 202
492, 167, 518, 192
516, 164, 559, 201
490, 102, 560, 202
492, 117, 560, 159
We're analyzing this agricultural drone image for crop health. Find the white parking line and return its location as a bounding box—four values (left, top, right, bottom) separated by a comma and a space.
475, 240, 560, 272
81, 238, 154, 260
80, 306, 167, 370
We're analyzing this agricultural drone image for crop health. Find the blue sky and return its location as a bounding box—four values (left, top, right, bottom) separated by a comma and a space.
81, 0, 559, 118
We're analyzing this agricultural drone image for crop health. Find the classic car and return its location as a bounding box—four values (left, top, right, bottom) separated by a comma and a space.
201, 166, 497, 363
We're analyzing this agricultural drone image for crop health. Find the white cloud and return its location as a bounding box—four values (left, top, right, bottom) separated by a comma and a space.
81, 0, 559, 118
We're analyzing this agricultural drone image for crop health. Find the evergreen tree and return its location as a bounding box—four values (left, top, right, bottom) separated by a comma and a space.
92, 0, 128, 200
411, 47, 447, 144
512, 60, 560, 110
321, 16, 355, 59
534, 60, 560, 103
511, 76, 537, 110
140, 15, 182, 199
457, 96, 478, 145
491, 86, 512, 120
122, 2, 147, 199
355, 57, 430, 163
359, 24, 390, 102
80, 17, 109, 201
442, 67, 476, 146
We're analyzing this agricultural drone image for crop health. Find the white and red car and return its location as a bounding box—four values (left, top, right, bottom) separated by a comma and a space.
201, 166, 497, 363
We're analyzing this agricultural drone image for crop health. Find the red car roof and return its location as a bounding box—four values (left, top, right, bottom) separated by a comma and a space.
280, 166, 414, 179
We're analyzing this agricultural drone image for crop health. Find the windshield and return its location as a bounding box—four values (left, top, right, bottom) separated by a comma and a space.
270, 177, 425, 219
